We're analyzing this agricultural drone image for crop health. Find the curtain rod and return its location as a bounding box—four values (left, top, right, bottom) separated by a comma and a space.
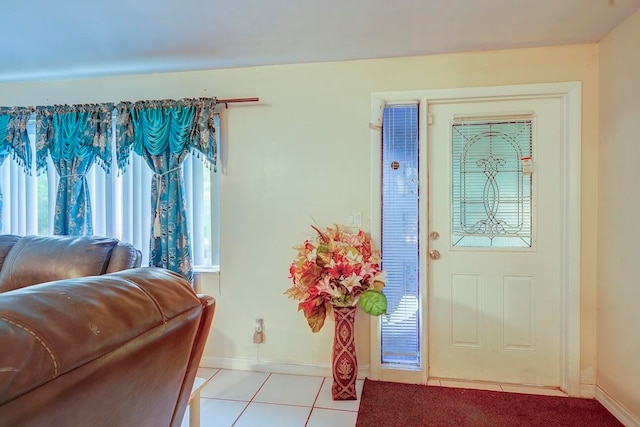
214, 97, 259, 108
3, 97, 260, 112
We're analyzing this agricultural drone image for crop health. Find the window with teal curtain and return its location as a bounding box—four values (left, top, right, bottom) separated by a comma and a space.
0, 107, 34, 231
35, 104, 113, 236
2, 100, 219, 274
0, 115, 9, 230
1, 117, 219, 268
380, 104, 421, 367
116, 98, 217, 282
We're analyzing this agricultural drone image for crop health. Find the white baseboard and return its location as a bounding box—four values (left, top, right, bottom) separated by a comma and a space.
580, 383, 596, 398
596, 385, 640, 427
200, 356, 370, 380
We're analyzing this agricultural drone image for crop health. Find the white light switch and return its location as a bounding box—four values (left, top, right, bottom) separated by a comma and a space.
354, 212, 362, 227
347, 211, 363, 228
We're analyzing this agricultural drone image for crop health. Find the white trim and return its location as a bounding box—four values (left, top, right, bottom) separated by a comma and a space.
370, 82, 582, 394
369, 122, 383, 381
561, 82, 582, 397
200, 356, 371, 379
596, 386, 640, 427
581, 383, 596, 399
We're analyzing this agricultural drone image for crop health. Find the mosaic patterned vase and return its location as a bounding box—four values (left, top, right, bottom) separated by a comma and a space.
331, 305, 358, 400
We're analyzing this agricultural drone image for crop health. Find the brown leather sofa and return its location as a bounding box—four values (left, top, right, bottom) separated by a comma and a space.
0, 235, 215, 426
0, 234, 142, 292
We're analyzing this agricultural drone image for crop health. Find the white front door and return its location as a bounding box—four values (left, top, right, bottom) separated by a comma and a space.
427, 96, 563, 386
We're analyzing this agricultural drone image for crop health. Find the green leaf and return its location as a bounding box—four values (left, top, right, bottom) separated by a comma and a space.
359, 290, 387, 316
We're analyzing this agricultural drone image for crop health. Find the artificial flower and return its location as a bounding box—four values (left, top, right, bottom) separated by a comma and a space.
285, 225, 388, 332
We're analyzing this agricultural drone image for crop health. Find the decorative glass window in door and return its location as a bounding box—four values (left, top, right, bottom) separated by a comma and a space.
451, 120, 533, 248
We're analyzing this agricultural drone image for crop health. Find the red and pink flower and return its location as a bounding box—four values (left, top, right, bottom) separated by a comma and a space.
285, 225, 387, 333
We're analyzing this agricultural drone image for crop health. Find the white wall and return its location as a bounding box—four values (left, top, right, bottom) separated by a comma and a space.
0, 44, 599, 381
598, 8, 640, 420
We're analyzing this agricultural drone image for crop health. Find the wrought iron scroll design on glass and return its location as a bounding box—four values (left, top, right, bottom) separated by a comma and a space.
451, 120, 533, 248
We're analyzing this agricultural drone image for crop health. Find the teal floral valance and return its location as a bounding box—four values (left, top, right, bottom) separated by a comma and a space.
1, 98, 219, 174
0, 106, 35, 173
115, 97, 217, 172
35, 103, 114, 174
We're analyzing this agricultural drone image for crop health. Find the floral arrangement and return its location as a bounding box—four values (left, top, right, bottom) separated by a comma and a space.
285, 225, 388, 333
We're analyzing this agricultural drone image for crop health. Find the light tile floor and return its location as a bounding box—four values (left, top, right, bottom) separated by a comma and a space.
181, 369, 363, 427
183, 369, 567, 427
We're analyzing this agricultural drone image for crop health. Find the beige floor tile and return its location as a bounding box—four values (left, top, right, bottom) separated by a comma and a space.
233, 402, 312, 427
314, 378, 363, 411
307, 408, 358, 427
181, 398, 248, 427
196, 367, 219, 380
200, 369, 270, 401
253, 373, 324, 406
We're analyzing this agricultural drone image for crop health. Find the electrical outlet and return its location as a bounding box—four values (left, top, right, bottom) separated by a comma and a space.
253, 318, 264, 344
254, 318, 264, 333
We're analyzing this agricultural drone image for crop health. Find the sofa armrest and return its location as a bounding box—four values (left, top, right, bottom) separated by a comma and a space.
105, 242, 142, 273
0, 235, 21, 275
170, 294, 216, 426
0, 268, 204, 408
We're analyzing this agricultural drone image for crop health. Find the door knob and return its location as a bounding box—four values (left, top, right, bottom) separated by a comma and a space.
429, 250, 441, 260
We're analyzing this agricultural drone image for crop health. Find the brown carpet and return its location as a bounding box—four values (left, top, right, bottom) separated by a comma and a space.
356, 379, 623, 427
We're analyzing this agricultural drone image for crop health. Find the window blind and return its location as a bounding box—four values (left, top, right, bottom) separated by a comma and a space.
380, 104, 421, 367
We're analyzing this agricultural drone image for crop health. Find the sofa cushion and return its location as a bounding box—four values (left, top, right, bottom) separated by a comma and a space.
0, 235, 119, 293
0, 235, 21, 273
0, 268, 202, 409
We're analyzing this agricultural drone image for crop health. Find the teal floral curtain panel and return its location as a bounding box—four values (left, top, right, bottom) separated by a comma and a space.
36, 104, 113, 235
0, 107, 34, 230
1, 98, 217, 280
116, 98, 217, 281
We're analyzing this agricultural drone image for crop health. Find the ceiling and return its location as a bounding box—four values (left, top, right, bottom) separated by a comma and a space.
1, 0, 639, 83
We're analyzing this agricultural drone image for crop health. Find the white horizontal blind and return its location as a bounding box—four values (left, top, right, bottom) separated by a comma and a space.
184, 150, 219, 267
90, 151, 154, 265
0, 120, 47, 235
1, 154, 35, 235
380, 104, 421, 367
0, 115, 219, 270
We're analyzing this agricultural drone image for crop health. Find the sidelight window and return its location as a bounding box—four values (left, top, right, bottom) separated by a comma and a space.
380, 104, 421, 367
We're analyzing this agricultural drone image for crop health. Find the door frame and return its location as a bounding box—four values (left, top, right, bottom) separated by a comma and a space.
369, 82, 582, 396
